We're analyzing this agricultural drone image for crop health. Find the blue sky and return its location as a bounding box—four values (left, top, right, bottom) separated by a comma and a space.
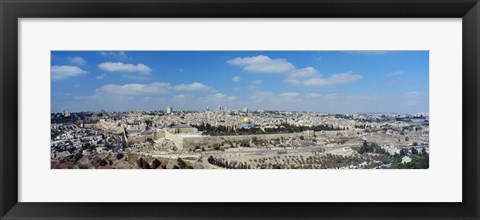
51, 51, 429, 113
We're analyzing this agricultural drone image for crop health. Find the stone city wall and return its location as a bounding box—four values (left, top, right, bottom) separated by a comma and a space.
157, 130, 350, 151
179, 133, 300, 150
128, 133, 154, 143
84, 122, 123, 134
154, 130, 166, 139
164, 131, 186, 151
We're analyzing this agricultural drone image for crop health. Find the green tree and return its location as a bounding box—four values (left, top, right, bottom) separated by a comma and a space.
411, 147, 418, 155
421, 148, 428, 155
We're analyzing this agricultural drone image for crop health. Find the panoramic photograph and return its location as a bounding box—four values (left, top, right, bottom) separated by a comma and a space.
51, 51, 429, 169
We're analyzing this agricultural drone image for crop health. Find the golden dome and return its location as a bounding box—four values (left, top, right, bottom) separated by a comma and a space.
242, 117, 252, 124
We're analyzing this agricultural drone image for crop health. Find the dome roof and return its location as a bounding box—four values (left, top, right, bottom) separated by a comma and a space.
242, 117, 252, 124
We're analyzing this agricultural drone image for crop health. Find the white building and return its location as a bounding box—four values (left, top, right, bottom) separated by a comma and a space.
402, 156, 412, 163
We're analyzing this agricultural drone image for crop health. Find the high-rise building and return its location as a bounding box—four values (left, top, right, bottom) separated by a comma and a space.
166, 105, 172, 114
242, 107, 249, 113
62, 108, 70, 117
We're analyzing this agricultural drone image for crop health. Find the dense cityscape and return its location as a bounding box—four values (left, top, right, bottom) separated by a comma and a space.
51, 51, 429, 169
51, 106, 429, 169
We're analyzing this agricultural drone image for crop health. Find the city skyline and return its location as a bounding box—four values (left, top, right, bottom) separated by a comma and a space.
51, 51, 429, 113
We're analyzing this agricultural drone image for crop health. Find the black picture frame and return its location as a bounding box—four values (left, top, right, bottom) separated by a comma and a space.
1, 0, 479, 219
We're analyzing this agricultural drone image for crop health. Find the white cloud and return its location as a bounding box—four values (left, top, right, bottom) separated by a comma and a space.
96, 74, 105, 80
280, 92, 300, 99
283, 78, 301, 86
71, 79, 261, 111
122, 74, 150, 80
98, 62, 151, 74
214, 93, 236, 101
302, 72, 362, 87
301, 78, 327, 86
227, 55, 295, 73
214, 93, 226, 99
305, 93, 322, 98
51, 65, 87, 80
167, 93, 239, 111
288, 67, 319, 78
76, 81, 221, 111
69, 56, 86, 65
94, 82, 171, 95
227, 55, 270, 66
232, 76, 241, 82
386, 71, 403, 76
174, 82, 211, 91
405, 91, 419, 96
73, 82, 171, 111
243, 91, 428, 113
249, 80, 262, 89
98, 51, 128, 60
227, 55, 361, 88
173, 94, 195, 99
325, 93, 339, 99
326, 72, 362, 84
284, 67, 320, 86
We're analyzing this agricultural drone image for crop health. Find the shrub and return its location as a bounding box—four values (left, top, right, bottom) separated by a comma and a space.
151, 159, 161, 169
98, 159, 108, 166
73, 152, 83, 162
90, 156, 101, 167
208, 156, 215, 164
137, 157, 145, 168
116, 153, 124, 160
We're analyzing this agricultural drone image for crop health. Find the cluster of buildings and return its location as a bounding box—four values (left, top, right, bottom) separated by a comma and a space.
51, 105, 429, 168
50, 124, 119, 161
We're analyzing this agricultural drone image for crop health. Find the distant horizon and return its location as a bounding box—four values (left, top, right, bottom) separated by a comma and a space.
51, 51, 429, 114
53, 107, 429, 115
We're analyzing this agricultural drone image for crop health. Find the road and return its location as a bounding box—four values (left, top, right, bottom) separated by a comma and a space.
113, 135, 122, 152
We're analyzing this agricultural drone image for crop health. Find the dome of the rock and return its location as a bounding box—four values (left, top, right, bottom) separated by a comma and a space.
242, 117, 252, 124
